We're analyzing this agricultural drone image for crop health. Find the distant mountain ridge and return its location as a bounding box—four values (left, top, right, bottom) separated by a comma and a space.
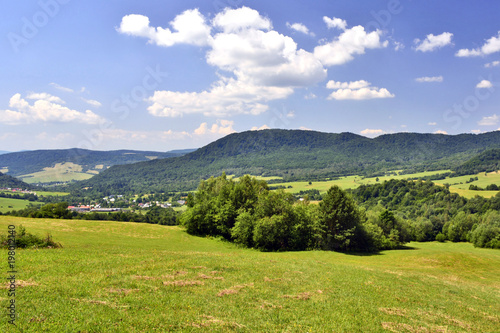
72, 129, 500, 195
0, 148, 195, 178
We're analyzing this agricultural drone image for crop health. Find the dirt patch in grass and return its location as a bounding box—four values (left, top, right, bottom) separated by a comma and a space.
1, 279, 38, 289
379, 308, 408, 317
217, 283, 254, 297
381, 322, 447, 333
189, 315, 245, 329
282, 290, 323, 301
163, 280, 204, 287
198, 273, 224, 280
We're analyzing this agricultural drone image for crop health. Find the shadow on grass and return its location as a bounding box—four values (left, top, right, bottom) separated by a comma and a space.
343, 245, 419, 257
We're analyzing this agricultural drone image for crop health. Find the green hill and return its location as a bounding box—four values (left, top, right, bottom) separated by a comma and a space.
0, 148, 195, 182
0, 172, 33, 189
72, 130, 500, 195
453, 148, 500, 175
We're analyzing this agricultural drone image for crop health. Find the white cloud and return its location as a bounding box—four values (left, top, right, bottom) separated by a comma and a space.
299, 126, 313, 131
456, 31, 500, 57
148, 78, 290, 117
286, 22, 314, 36
314, 25, 388, 66
0, 93, 105, 125
323, 16, 347, 30
471, 129, 481, 134
251, 124, 271, 131
117, 9, 212, 47
414, 32, 453, 52
434, 130, 448, 135
485, 60, 500, 68
415, 76, 443, 83
476, 80, 493, 89
394, 41, 405, 51
360, 129, 386, 138
478, 114, 499, 126
213, 6, 271, 33
141, 7, 325, 118
327, 80, 370, 90
428, 122, 437, 126
194, 119, 236, 136
82, 98, 102, 107
326, 80, 394, 100
304, 93, 317, 99
49, 83, 74, 93
26, 92, 65, 104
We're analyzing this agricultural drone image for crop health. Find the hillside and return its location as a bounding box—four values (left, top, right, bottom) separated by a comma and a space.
453, 148, 500, 175
0, 148, 195, 182
72, 129, 500, 195
0, 172, 33, 189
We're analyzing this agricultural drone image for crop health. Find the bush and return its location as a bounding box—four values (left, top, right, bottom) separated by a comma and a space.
0, 225, 62, 249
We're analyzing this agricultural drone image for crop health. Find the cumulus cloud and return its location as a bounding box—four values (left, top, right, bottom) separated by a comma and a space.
434, 130, 448, 135
326, 80, 394, 100
360, 129, 386, 138
0, 93, 105, 125
478, 114, 499, 126
286, 22, 314, 36
415, 76, 443, 83
476, 80, 493, 89
26, 92, 65, 104
137, 7, 325, 117
314, 25, 388, 66
456, 31, 500, 57
194, 119, 236, 136
117, 9, 212, 47
471, 129, 481, 134
485, 60, 500, 68
213, 6, 271, 33
414, 32, 453, 52
323, 16, 347, 30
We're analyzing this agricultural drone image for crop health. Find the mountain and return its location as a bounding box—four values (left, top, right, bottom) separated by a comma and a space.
0, 172, 33, 190
0, 148, 193, 179
72, 129, 500, 195
0, 151, 10, 155
453, 148, 500, 175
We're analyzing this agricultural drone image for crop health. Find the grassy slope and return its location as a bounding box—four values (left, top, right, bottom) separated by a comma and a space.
1, 216, 498, 332
0, 198, 40, 213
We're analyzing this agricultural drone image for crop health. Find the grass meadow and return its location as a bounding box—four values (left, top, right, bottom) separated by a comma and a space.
0, 198, 37, 214
1, 216, 499, 332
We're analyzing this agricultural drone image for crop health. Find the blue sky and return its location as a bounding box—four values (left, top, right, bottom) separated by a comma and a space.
1, 0, 499, 151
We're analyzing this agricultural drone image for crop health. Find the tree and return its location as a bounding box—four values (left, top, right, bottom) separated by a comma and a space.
318, 186, 366, 251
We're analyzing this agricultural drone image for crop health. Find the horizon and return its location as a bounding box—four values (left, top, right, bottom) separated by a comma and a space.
2, 128, 499, 154
1, 1, 499, 151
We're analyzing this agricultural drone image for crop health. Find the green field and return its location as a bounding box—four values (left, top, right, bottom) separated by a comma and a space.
1, 216, 498, 332
19, 162, 95, 184
270, 170, 452, 193
0, 198, 39, 213
433, 171, 500, 199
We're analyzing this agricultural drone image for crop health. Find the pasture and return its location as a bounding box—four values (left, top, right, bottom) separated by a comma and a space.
19, 162, 94, 184
1, 216, 498, 332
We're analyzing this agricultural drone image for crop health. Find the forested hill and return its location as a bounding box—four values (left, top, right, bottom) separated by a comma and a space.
453, 148, 500, 176
0, 172, 33, 190
72, 129, 500, 195
0, 148, 194, 177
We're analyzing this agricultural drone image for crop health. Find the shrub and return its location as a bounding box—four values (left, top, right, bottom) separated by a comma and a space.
0, 225, 62, 249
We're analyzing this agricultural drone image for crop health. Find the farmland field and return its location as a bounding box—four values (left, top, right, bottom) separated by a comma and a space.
0, 198, 40, 214
19, 162, 94, 184
1, 216, 498, 332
